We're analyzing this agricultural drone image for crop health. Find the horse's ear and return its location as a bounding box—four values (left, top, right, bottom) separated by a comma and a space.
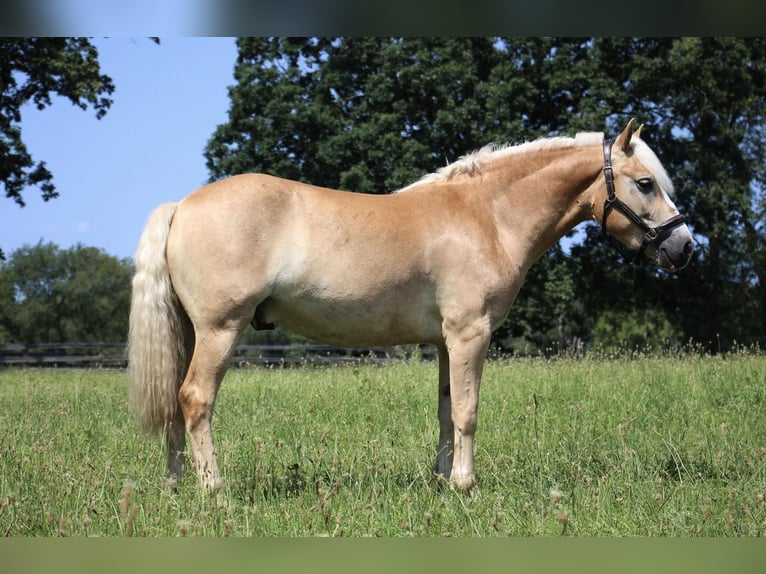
614, 118, 636, 153
634, 123, 645, 139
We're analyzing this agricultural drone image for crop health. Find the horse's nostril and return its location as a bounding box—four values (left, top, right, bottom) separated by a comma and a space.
683, 240, 693, 256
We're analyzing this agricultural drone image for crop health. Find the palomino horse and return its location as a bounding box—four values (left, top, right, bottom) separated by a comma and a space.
128, 120, 693, 492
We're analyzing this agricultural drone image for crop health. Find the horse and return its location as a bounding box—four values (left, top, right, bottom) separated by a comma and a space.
128, 119, 693, 492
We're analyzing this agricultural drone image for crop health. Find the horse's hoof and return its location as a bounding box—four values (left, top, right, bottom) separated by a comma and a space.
450, 472, 476, 493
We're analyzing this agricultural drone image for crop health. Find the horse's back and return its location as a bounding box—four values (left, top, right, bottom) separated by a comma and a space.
169, 173, 428, 267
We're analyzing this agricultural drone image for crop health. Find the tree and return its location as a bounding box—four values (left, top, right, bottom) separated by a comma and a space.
206, 37, 766, 352
0, 37, 115, 259
0, 38, 115, 206
0, 242, 133, 343
208, 38, 501, 192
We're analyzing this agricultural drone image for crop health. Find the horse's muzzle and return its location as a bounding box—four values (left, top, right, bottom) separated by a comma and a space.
654, 227, 693, 272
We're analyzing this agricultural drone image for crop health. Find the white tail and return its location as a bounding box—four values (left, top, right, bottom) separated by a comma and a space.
128, 203, 187, 435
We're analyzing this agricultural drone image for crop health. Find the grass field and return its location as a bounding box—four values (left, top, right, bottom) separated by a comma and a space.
0, 354, 764, 537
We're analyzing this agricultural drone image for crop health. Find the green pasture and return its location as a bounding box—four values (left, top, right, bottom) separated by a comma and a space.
0, 355, 764, 537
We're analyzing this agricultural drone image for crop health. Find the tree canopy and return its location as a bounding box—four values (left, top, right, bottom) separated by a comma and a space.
0, 242, 133, 343
206, 38, 766, 353
1, 38, 115, 209
1, 37, 118, 262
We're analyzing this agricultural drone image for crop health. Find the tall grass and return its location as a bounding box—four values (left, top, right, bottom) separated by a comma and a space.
1, 354, 764, 536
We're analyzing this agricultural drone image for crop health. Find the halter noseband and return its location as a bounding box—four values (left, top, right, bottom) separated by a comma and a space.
601, 137, 687, 268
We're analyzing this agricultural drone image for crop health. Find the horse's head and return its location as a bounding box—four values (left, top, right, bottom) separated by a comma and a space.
597, 119, 693, 272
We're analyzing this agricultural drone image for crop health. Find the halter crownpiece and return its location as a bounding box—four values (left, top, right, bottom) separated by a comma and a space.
600, 136, 687, 268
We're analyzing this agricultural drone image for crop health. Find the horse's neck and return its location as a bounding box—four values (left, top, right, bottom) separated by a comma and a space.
486, 146, 602, 264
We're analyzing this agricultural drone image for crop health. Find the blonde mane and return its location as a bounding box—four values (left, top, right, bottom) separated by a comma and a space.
398, 132, 605, 192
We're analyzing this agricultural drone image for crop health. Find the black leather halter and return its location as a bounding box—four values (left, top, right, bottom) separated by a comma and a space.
601, 137, 687, 268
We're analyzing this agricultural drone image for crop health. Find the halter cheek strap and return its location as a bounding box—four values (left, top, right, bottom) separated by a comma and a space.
601, 137, 687, 268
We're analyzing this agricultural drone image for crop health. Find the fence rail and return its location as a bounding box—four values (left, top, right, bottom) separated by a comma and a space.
0, 342, 437, 368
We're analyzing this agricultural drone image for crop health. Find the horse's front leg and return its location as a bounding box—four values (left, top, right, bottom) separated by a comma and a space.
443, 320, 490, 492
434, 345, 453, 481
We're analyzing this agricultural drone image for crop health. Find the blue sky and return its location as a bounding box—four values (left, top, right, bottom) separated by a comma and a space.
2, 37, 238, 260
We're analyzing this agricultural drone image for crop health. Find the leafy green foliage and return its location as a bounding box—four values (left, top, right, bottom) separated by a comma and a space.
0, 242, 133, 343
206, 38, 766, 352
590, 308, 681, 352
0, 38, 114, 208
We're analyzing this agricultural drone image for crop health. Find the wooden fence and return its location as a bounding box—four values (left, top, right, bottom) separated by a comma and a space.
0, 342, 437, 368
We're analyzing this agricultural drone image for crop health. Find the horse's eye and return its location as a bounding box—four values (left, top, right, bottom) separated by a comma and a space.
636, 177, 654, 193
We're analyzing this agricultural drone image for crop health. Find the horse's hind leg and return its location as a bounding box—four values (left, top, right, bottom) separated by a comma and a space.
178, 326, 241, 491
166, 409, 186, 484
166, 315, 194, 485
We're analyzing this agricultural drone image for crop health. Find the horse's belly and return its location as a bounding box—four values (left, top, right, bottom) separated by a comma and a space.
259, 293, 442, 347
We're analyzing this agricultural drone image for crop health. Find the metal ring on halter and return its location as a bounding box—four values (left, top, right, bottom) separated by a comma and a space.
600, 137, 687, 268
